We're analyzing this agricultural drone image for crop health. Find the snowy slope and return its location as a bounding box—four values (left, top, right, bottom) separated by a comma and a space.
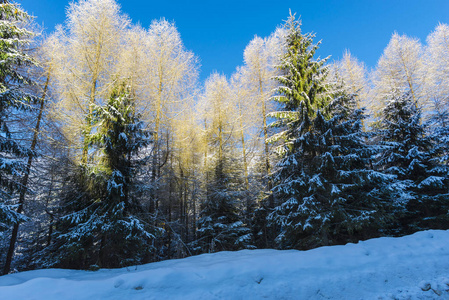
1, 230, 449, 300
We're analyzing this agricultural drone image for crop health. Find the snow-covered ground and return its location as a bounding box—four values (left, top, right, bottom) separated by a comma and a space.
1, 230, 448, 300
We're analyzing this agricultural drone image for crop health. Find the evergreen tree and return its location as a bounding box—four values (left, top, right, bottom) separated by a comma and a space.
431, 111, 449, 167
375, 91, 449, 234
193, 155, 252, 253
192, 74, 252, 253
267, 14, 385, 249
44, 83, 159, 269
0, 1, 38, 275
0, 0, 36, 231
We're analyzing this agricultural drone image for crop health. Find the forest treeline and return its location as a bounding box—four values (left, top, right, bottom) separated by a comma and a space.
1, 0, 448, 274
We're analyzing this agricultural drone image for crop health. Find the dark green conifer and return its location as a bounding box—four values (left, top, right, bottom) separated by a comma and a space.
268, 14, 386, 249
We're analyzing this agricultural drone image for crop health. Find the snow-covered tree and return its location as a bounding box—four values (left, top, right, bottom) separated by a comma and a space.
141, 18, 199, 214
192, 73, 252, 253
267, 14, 386, 249
328, 50, 369, 121
239, 29, 285, 183
45, 0, 129, 164
231, 29, 286, 247
371, 33, 425, 114
266, 13, 329, 166
44, 83, 159, 269
0, 0, 36, 230
375, 91, 449, 234
423, 23, 449, 166
0, 0, 38, 274
194, 161, 253, 253
424, 23, 449, 120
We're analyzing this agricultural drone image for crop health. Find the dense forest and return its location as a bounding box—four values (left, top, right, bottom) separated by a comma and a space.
1, 0, 448, 275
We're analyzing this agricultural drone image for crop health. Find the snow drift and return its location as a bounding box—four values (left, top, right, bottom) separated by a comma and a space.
1, 230, 449, 299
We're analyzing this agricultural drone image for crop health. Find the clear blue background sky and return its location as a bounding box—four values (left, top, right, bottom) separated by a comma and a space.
19, 0, 449, 82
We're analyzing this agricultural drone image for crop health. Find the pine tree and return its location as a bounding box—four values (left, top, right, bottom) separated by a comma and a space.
44, 83, 160, 269
375, 91, 449, 234
267, 14, 385, 249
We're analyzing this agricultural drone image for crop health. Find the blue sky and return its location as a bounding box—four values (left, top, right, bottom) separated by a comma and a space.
20, 0, 449, 81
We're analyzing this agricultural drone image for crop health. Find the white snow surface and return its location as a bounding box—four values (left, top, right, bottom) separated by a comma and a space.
1, 230, 449, 300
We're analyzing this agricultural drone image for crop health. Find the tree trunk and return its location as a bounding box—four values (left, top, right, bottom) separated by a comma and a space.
239, 99, 249, 191
150, 71, 163, 214
261, 80, 273, 209
81, 40, 102, 164
45, 171, 55, 247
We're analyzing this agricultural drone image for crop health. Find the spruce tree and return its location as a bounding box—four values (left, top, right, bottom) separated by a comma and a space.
0, 0, 36, 231
45, 83, 159, 269
429, 109, 449, 169
193, 155, 252, 253
267, 14, 385, 249
0, 1, 39, 275
375, 92, 449, 234
191, 73, 252, 253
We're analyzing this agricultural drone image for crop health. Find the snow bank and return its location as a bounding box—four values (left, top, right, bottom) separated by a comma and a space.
1, 230, 448, 299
